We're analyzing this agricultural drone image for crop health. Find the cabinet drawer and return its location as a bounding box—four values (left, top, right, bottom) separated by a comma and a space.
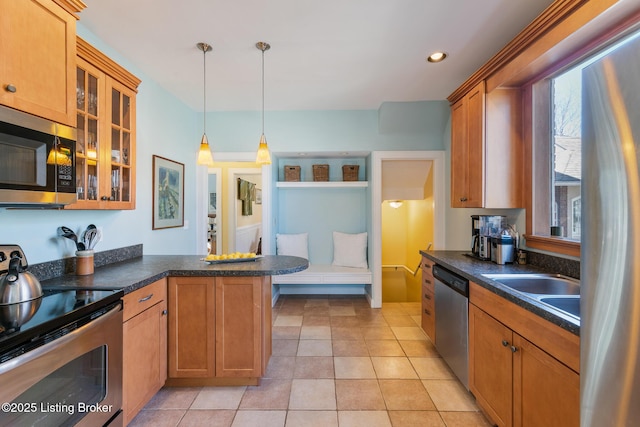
421, 305, 435, 342
422, 285, 435, 311
422, 272, 435, 292
422, 257, 434, 270
123, 279, 167, 321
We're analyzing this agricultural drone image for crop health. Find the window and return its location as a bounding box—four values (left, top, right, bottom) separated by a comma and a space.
550, 67, 582, 241
529, 28, 640, 256
530, 66, 583, 248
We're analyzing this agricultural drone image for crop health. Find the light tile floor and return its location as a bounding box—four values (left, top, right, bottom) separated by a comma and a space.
129, 296, 492, 427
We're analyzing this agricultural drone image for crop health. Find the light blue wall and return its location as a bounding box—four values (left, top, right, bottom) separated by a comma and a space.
0, 23, 452, 265
277, 187, 368, 264
207, 102, 449, 153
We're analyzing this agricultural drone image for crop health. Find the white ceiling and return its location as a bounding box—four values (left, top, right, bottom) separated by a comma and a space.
79, 0, 555, 112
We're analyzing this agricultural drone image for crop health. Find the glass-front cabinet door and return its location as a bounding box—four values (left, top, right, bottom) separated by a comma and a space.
107, 79, 135, 206
67, 37, 139, 210
74, 59, 102, 206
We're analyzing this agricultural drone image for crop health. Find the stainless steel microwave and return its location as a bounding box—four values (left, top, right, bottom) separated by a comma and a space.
0, 105, 76, 207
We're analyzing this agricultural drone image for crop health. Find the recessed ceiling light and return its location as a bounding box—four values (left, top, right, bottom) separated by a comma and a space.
427, 51, 447, 63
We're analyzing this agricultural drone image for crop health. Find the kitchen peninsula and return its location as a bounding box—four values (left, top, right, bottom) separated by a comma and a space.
39, 253, 308, 424
40, 254, 308, 293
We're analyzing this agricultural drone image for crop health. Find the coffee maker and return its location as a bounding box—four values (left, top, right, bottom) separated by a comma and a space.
471, 215, 506, 260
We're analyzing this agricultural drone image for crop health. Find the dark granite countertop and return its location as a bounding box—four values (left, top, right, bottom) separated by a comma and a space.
420, 250, 579, 336
40, 255, 309, 295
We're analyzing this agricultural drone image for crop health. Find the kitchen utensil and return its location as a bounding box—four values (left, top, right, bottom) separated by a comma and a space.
83, 224, 99, 250
90, 228, 102, 250
57, 226, 78, 249
0, 256, 43, 305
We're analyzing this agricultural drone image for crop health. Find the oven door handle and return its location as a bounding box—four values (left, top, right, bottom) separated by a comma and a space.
0, 303, 122, 375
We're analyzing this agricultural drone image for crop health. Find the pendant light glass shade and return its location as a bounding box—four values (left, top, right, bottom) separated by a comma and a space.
255, 42, 271, 165
255, 134, 271, 164
197, 42, 214, 167
198, 134, 214, 166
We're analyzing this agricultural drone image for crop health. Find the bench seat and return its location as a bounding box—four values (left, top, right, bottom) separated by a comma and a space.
271, 264, 372, 301
272, 264, 372, 285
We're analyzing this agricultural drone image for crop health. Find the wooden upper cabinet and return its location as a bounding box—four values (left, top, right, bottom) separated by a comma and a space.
0, 0, 82, 126
451, 80, 485, 208
450, 80, 524, 209
67, 37, 140, 210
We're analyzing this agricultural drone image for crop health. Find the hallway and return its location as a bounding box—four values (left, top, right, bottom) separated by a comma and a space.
129, 295, 491, 427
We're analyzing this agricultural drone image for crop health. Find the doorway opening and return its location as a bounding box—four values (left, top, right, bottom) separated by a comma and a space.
196, 152, 272, 256
371, 151, 445, 308
380, 160, 434, 303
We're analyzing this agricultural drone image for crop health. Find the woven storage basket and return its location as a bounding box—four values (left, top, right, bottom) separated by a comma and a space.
342, 165, 359, 181
312, 164, 329, 181
284, 165, 301, 182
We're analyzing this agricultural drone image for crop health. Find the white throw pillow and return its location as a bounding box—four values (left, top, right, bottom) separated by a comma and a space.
276, 233, 309, 259
332, 231, 368, 269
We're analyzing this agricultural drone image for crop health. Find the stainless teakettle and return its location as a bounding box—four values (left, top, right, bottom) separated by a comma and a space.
0, 246, 42, 306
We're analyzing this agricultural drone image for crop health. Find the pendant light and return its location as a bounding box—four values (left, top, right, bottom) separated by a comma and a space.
196, 42, 214, 167
255, 41, 272, 165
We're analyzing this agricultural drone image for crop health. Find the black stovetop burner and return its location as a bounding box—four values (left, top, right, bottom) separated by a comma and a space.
0, 288, 123, 362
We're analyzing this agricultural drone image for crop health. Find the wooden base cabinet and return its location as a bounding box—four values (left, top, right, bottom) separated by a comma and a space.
122, 279, 167, 425
469, 304, 514, 426
469, 302, 579, 427
167, 275, 272, 386
420, 256, 435, 342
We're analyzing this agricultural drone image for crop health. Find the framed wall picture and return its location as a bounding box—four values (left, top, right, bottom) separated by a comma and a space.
152, 155, 184, 229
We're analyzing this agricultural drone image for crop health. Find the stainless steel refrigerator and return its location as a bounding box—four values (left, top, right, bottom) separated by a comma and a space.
581, 32, 640, 426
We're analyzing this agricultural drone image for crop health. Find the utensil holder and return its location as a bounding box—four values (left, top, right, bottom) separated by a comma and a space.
76, 250, 94, 275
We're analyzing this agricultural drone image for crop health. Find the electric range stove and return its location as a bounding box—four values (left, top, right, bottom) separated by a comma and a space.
0, 288, 123, 363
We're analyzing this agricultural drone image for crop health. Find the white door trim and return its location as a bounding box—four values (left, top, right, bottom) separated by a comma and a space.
370, 150, 446, 308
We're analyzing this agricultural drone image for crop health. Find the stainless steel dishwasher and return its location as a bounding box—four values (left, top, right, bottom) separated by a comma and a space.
433, 264, 469, 389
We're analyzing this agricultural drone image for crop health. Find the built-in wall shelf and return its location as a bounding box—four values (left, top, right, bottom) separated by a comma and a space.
276, 181, 368, 189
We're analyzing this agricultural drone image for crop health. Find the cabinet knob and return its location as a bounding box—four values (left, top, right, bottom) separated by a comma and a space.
510, 345, 518, 353
502, 340, 509, 347
162, 309, 168, 316
459, 197, 468, 202
5, 84, 17, 93
101, 196, 109, 201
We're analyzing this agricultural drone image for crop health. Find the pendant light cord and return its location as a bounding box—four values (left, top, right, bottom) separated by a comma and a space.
203, 46, 207, 135
261, 47, 265, 135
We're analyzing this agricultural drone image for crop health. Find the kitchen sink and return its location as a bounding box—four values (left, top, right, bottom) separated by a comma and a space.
483, 273, 581, 321
482, 273, 580, 295
540, 296, 580, 318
